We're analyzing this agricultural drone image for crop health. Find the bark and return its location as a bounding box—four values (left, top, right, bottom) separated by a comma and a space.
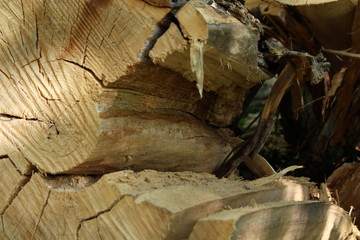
244, 0, 360, 181
327, 162, 360, 226
288, 0, 360, 181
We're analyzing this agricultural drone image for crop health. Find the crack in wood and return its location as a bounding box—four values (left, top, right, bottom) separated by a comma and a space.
0, 176, 31, 216
0, 113, 43, 122
6, 46, 15, 63
107, 11, 124, 39
0, 68, 10, 78
138, 11, 176, 60
20, 0, 25, 23
96, 219, 104, 240
82, 28, 92, 65
48, 119, 60, 136
35, 13, 39, 51
60, 59, 116, 89
30, 189, 51, 240
61, 59, 200, 102
1, 215, 10, 240
10, 144, 38, 175
19, 30, 26, 52
75, 196, 123, 240
37, 86, 61, 102
20, 57, 42, 68
6, 156, 25, 176
0, 153, 36, 218
0, 217, 4, 238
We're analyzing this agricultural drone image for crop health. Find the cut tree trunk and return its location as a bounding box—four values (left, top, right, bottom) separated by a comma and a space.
1, 167, 358, 240
189, 201, 355, 240
0, 0, 268, 175
1, 0, 359, 239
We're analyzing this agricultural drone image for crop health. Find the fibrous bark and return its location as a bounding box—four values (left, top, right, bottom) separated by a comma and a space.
327, 162, 360, 226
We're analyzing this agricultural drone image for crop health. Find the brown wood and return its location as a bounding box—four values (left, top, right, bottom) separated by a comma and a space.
328, 162, 360, 226
247, 0, 360, 182
293, 0, 356, 50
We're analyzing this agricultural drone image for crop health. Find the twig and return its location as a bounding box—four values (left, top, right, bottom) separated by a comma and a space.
322, 47, 360, 59
293, 96, 326, 112
241, 113, 260, 136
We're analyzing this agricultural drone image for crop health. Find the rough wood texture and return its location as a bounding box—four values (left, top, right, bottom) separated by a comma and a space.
248, 0, 360, 182
327, 162, 360, 226
189, 201, 357, 240
2, 168, 359, 240
150, 0, 268, 125
294, 0, 357, 50
0, 0, 268, 175
1, 169, 315, 240
0, 157, 29, 215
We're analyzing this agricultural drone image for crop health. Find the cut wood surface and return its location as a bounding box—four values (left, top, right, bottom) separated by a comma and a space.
0, 168, 317, 240
0, 157, 29, 215
0, 0, 268, 175
189, 201, 356, 240
1, 168, 358, 239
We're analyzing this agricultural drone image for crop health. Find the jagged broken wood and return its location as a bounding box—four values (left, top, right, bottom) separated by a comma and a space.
327, 162, 360, 227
